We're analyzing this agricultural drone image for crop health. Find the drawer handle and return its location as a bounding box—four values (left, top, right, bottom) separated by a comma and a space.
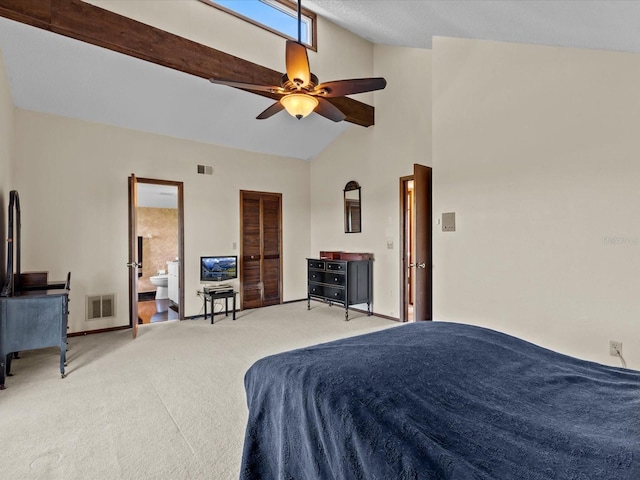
334, 277, 338, 281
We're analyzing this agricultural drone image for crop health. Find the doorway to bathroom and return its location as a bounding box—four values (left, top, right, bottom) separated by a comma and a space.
399, 164, 432, 322
129, 177, 185, 327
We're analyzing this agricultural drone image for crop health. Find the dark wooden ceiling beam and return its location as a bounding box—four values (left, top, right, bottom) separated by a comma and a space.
0, 0, 375, 127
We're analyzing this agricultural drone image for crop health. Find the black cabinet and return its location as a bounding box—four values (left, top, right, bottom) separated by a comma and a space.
0, 291, 69, 389
307, 258, 372, 320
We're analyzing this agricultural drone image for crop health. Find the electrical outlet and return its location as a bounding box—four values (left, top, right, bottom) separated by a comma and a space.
609, 340, 622, 356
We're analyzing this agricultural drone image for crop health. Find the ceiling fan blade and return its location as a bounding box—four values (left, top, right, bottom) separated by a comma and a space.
314, 78, 387, 97
256, 101, 285, 120
314, 97, 346, 122
209, 78, 284, 94
285, 40, 311, 88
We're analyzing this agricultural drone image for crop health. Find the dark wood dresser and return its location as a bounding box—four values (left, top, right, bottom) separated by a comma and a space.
307, 256, 373, 321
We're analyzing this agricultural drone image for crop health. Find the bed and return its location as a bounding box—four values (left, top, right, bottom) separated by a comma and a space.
240, 322, 639, 479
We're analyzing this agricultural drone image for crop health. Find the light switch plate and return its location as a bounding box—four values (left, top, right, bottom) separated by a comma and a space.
442, 212, 456, 232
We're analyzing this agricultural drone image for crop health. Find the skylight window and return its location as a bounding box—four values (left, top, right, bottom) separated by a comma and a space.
202, 0, 316, 50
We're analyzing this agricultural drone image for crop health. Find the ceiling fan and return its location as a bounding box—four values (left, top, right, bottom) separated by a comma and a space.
208, 0, 386, 122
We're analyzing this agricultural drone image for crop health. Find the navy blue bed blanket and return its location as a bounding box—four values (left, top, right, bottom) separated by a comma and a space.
240, 322, 639, 480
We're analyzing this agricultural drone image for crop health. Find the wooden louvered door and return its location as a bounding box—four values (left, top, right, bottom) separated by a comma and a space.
240, 191, 282, 310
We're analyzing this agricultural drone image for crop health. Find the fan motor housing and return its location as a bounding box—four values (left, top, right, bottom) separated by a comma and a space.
280, 73, 320, 92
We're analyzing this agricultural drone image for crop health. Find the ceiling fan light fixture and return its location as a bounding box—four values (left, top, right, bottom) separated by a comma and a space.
280, 93, 318, 119
208, 0, 385, 123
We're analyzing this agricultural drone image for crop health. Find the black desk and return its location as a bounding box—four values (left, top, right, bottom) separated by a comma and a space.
201, 289, 237, 324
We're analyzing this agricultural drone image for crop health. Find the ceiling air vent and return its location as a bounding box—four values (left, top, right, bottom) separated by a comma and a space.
86, 294, 116, 320
197, 164, 214, 175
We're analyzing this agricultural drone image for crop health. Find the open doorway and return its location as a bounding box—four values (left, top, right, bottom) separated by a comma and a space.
401, 178, 415, 321
400, 164, 432, 322
130, 177, 185, 325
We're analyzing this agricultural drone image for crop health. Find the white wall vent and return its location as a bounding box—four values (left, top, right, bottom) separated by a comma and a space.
86, 294, 116, 320
197, 164, 214, 175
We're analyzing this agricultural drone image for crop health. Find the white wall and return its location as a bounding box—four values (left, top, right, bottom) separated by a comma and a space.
432, 37, 640, 369
0, 50, 14, 287
310, 45, 432, 318
13, 110, 311, 333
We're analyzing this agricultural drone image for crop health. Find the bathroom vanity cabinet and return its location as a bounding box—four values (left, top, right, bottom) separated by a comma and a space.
168, 261, 179, 306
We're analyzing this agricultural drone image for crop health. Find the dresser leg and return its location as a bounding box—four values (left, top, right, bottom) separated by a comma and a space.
345, 308, 349, 322
307, 296, 310, 310
0, 355, 6, 389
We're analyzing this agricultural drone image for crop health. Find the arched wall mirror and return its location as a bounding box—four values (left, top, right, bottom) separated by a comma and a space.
344, 180, 361, 233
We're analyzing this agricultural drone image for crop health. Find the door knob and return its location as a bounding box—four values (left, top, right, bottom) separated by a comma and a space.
126, 262, 141, 268
417, 262, 426, 269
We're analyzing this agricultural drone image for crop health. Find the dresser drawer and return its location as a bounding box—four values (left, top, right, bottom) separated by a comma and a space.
324, 273, 345, 286
323, 286, 345, 301
308, 284, 324, 297
326, 261, 346, 272
308, 260, 326, 270
308, 270, 325, 283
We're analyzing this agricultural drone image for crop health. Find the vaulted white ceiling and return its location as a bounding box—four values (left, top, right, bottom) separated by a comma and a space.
2, 1, 640, 161
305, 0, 640, 53
0, 16, 349, 161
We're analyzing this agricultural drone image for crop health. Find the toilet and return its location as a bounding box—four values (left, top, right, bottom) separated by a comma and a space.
149, 274, 169, 300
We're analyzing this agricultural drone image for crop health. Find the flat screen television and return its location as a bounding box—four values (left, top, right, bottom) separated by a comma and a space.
200, 255, 237, 283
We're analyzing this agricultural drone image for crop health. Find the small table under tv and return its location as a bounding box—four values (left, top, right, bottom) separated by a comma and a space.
200, 286, 237, 324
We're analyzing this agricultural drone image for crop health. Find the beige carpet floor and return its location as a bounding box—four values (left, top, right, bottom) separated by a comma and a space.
0, 302, 397, 479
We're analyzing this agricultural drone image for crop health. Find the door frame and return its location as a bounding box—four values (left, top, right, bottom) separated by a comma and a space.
399, 175, 413, 323
128, 175, 139, 338
128, 176, 185, 330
